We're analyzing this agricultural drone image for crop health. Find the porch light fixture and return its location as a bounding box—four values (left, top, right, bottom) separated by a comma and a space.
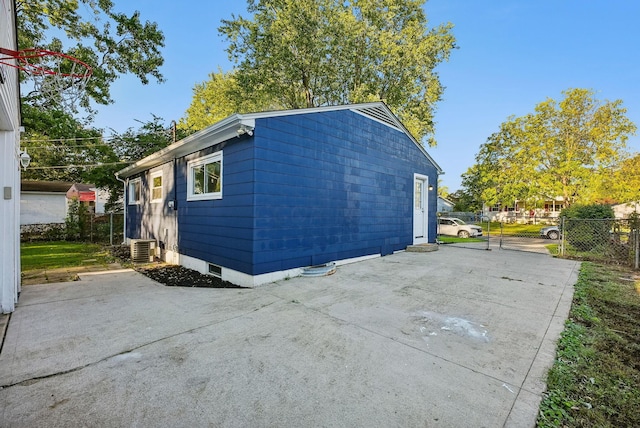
428, 184, 434, 191
19, 149, 31, 170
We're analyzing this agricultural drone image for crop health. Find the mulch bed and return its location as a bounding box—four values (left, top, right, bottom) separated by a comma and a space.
110, 246, 245, 289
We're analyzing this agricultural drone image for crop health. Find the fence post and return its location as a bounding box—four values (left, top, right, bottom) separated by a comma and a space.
499, 222, 503, 249
486, 219, 490, 250
635, 228, 639, 270
560, 216, 565, 256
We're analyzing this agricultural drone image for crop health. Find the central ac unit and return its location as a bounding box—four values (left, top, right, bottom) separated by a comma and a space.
130, 239, 157, 263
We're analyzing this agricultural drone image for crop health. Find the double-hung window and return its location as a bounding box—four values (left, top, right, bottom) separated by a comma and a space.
187, 152, 223, 201
151, 171, 163, 203
128, 178, 141, 205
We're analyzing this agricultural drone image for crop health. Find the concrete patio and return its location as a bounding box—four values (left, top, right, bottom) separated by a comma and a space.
0, 247, 579, 427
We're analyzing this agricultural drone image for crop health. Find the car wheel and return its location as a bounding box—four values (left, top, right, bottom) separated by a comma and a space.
458, 230, 470, 238
547, 230, 559, 240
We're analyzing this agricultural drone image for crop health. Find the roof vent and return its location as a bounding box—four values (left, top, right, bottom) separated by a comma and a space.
352, 106, 401, 131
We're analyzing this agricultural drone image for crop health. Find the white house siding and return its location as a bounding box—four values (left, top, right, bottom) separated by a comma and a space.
613, 202, 640, 219
0, 0, 21, 313
20, 192, 68, 225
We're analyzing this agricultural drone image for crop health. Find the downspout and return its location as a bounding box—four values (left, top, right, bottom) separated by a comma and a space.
115, 173, 127, 245
172, 158, 178, 261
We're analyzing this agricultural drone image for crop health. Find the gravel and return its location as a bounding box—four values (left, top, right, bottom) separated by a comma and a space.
110, 245, 245, 288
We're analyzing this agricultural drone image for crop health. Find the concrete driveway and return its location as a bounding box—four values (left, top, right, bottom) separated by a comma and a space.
0, 247, 579, 427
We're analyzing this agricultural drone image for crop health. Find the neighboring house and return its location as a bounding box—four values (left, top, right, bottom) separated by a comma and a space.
612, 201, 640, 219
116, 102, 442, 287
66, 183, 108, 214
20, 181, 109, 227
484, 197, 565, 222
0, 0, 21, 313
437, 196, 454, 212
20, 180, 73, 225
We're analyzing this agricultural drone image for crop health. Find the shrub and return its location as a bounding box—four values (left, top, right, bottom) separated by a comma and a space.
65, 198, 91, 241
561, 204, 614, 251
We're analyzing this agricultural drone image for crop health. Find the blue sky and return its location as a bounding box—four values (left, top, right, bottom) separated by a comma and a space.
91, 0, 640, 191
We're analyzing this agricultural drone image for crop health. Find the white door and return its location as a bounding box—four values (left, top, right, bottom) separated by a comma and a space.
413, 176, 427, 244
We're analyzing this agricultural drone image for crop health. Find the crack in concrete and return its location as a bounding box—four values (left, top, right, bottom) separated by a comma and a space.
0, 299, 280, 390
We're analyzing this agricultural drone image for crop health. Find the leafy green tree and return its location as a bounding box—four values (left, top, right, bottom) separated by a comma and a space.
607, 153, 640, 204
86, 116, 183, 210
464, 88, 636, 208
180, 69, 277, 132
20, 105, 117, 183
17, 0, 165, 114
437, 179, 448, 198
456, 164, 487, 212
216, 0, 456, 145
65, 197, 91, 241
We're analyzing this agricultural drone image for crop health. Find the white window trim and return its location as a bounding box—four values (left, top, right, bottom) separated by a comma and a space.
128, 178, 141, 205
187, 151, 223, 201
150, 171, 163, 203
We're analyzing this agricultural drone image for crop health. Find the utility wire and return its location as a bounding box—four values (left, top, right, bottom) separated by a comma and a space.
27, 162, 130, 170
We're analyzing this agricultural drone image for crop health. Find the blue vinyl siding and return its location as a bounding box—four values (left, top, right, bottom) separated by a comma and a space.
250, 110, 437, 275
175, 138, 255, 273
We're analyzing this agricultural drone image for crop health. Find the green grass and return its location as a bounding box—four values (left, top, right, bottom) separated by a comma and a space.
437, 236, 485, 244
484, 221, 548, 236
545, 243, 560, 256
21, 241, 115, 271
537, 262, 640, 427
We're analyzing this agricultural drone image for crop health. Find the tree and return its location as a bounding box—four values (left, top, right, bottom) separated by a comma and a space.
86, 116, 183, 210
464, 88, 636, 208
607, 153, 640, 204
437, 179, 448, 198
17, 0, 165, 114
455, 164, 486, 212
180, 69, 277, 132
20, 105, 118, 183
216, 0, 456, 145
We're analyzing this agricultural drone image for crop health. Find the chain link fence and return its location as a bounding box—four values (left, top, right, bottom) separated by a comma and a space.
436, 215, 640, 268
559, 218, 640, 268
20, 212, 125, 245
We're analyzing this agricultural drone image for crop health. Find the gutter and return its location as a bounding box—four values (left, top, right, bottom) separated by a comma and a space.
116, 116, 255, 178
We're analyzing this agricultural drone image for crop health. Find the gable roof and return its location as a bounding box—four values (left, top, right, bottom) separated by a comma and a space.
21, 180, 74, 193
68, 183, 95, 192
116, 102, 444, 178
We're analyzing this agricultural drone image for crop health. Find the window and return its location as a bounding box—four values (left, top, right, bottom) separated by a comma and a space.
208, 263, 222, 277
151, 171, 163, 203
187, 152, 223, 201
128, 178, 141, 205
414, 181, 423, 209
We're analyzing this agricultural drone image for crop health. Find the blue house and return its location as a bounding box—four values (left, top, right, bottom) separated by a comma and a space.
116, 102, 443, 287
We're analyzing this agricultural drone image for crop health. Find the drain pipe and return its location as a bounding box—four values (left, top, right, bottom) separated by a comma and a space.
115, 173, 127, 245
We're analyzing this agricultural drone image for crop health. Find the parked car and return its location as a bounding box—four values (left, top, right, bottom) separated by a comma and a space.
438, 217, 483, 238
540, 225, 560, 240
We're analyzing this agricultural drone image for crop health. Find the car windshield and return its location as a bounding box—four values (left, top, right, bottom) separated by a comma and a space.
452, 219, 466, 225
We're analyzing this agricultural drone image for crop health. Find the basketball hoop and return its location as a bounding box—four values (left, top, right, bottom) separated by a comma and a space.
0, 47, 93, 112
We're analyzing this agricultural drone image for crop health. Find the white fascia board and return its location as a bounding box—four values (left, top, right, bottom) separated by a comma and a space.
116, 115, 255, 178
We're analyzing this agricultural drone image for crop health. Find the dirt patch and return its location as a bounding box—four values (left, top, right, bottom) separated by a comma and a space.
21, 263, 123, 285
